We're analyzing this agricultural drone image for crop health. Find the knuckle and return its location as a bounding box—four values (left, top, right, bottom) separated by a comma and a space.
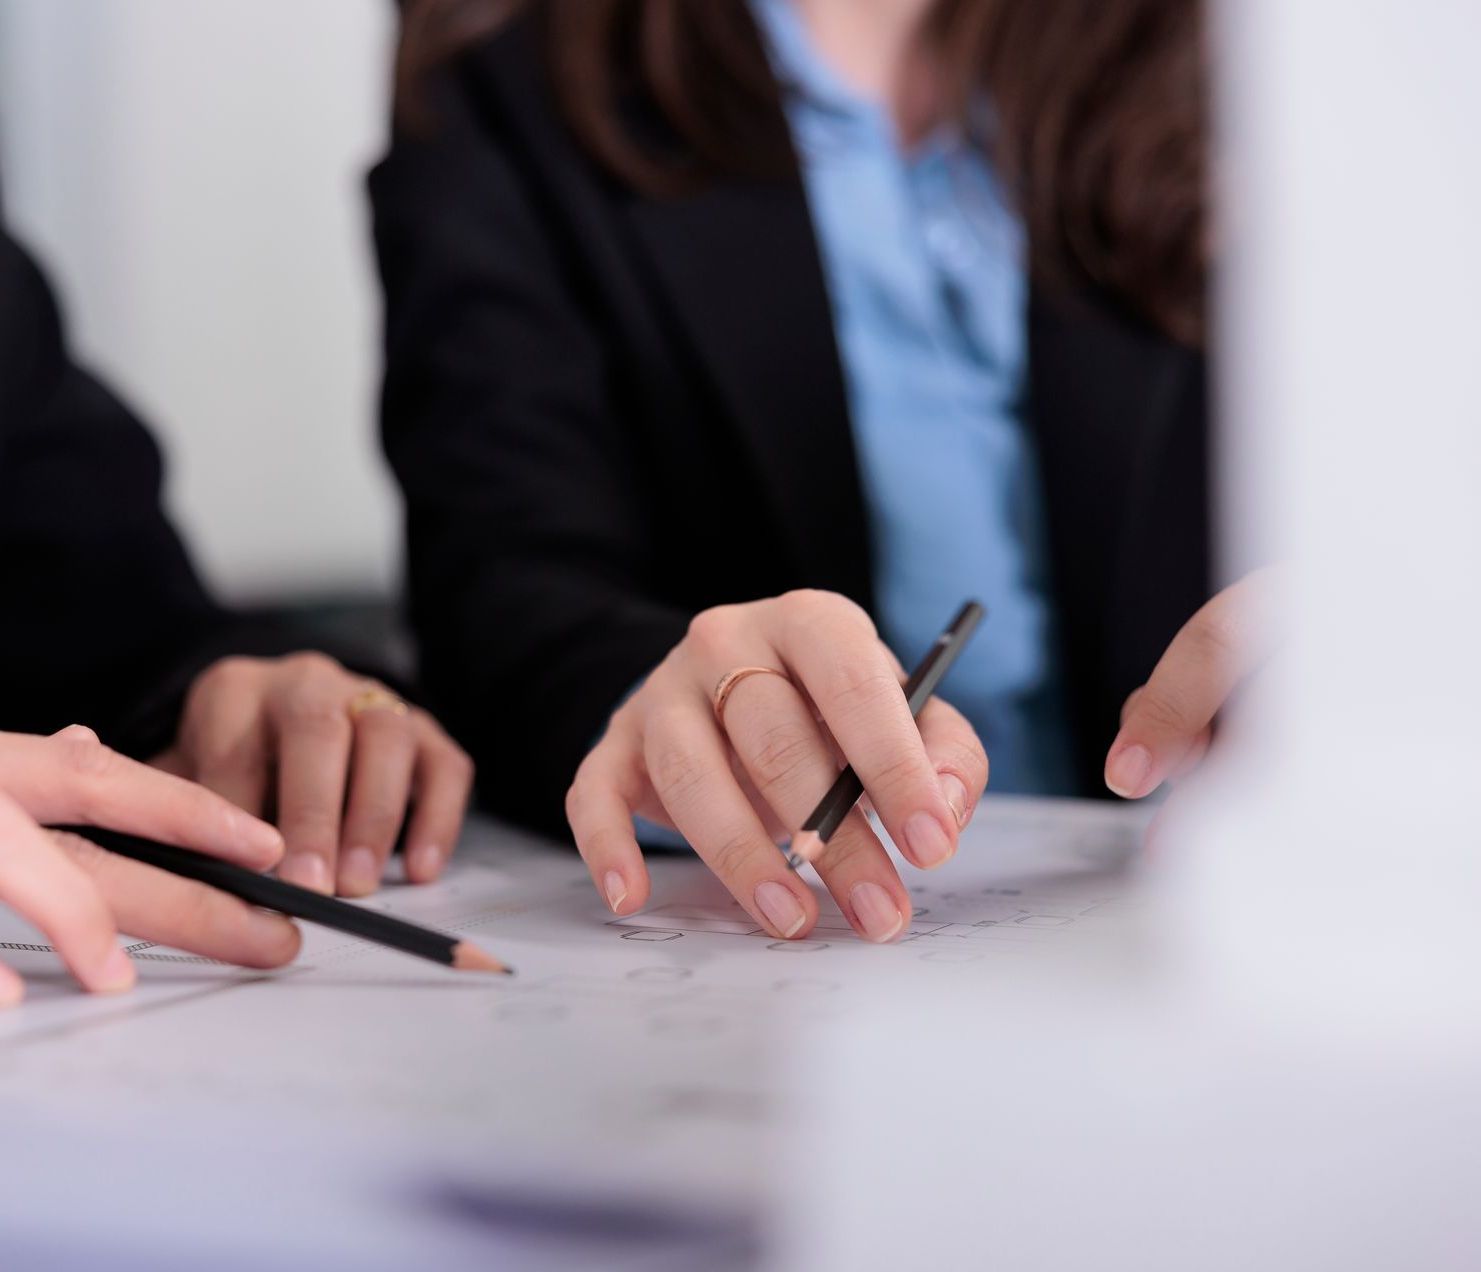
284, 650, 340, 678
356, 702, 410, 731
582, 825, 632, 864
1187, 610, 1241, 665
647, 739, 706, 808
356, 712, 417, 754
279, 804, 339, 846
749, 718, 819, 788
348, 802, 402, 844
1131, 685, 1194, 735
279, 694, 351, 737
826, 659, 902, 717
866, 749, 930, 803
197, 656, 258, 692
778, 587, 828, 614
684, 605, 742, 660
779, 588, 874, 633
194, 730, 265, 779
816, 824, 874, 873
51, 725, 115, 778
708, 829, 760, 884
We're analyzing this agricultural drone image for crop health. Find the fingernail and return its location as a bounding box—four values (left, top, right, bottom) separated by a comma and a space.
755, 880, 807, 938
1106, 743, 1153, 798
603, 870, 628, 914
939, 773, 971, 827
339, 847, 381, 896
904, 810, 954, 868
281, 851, 332, 895
850, 881, 904, 943
410, 842, 444, 882
96, 946, 136, 994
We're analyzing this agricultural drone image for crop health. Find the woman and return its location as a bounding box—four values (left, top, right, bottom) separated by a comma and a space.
0, 201, 472, 1001
374, 0, 1253, 943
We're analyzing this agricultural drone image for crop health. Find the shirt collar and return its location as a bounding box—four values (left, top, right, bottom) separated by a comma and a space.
750, 0, 986, 158
749, 0, 880, 126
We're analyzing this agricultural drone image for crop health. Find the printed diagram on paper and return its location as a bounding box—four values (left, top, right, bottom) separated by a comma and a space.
611, 800, 1140, 962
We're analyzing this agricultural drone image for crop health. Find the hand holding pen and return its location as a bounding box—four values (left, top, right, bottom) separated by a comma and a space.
566, 594, 988, 946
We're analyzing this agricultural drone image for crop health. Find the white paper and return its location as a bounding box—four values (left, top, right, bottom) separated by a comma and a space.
0, 797, 1145, 1206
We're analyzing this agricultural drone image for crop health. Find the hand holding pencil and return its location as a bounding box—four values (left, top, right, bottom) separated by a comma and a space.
0, 722, 506, 1010
0, 726, 300, 1006
55, 826, 511, 976
566, 593, 989, 946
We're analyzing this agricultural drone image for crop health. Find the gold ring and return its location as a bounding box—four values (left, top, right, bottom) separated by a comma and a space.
713, 666, 791, 721
347, 685, 410, 720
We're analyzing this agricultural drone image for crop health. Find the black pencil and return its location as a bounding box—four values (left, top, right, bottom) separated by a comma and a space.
784, 600, 986, 870
50, 825, 512, 974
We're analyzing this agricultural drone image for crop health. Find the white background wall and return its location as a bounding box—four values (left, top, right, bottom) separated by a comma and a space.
0, 0, 398, 603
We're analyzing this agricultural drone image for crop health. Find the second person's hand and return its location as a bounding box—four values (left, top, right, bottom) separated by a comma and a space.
153, 653, 474, 898
0, 726, 299, 1006
565, 591, 989, 944
1104, 568, 1278, 800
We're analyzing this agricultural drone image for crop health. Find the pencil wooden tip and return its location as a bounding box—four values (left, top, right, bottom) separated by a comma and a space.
452, 941, 514, 975
785, 831, 823, 871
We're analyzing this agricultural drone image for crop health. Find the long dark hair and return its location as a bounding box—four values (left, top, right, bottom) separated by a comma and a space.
397, 0, 1208, 343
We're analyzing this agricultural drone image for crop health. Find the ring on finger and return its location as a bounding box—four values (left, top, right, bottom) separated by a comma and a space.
713, 666, 791, 722
347, 684, 409, 720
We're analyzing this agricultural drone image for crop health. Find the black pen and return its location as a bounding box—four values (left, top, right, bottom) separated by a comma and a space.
49, 825, 513, 974
784, 600, 986, 869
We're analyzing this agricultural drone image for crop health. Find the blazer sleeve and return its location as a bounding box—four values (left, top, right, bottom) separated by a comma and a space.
370, 64, 689, 835
0, 223, 234, 752
0, 226, 377, 760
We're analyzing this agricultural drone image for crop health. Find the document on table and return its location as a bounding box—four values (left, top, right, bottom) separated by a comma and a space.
0, 797, 1147, 1202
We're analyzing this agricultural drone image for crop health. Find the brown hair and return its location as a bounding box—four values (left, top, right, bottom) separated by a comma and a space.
397, 0, 1208, 343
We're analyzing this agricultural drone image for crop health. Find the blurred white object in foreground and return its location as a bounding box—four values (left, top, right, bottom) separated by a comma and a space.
1186, 0, 1481, 1030
772, 1, 1481, 1266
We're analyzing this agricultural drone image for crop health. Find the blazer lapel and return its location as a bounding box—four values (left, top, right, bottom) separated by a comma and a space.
467, 21, 872, 605
621, 178, 873, 606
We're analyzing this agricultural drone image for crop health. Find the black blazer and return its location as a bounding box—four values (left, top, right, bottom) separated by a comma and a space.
0, 211, 327, 757
371, 13, 1211, 835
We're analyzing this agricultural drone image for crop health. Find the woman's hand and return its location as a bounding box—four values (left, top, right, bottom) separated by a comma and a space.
0, 726, 300, 1006
565, 591, 989, 944
1105, 570, 1277, 799
154, 653, 474, 898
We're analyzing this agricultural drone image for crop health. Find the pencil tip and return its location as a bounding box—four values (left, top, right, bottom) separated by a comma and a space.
785, 831, 822, 871
452, 941, 513, 975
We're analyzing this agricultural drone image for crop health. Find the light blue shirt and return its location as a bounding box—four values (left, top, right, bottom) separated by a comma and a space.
752, 0, 1074, 794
